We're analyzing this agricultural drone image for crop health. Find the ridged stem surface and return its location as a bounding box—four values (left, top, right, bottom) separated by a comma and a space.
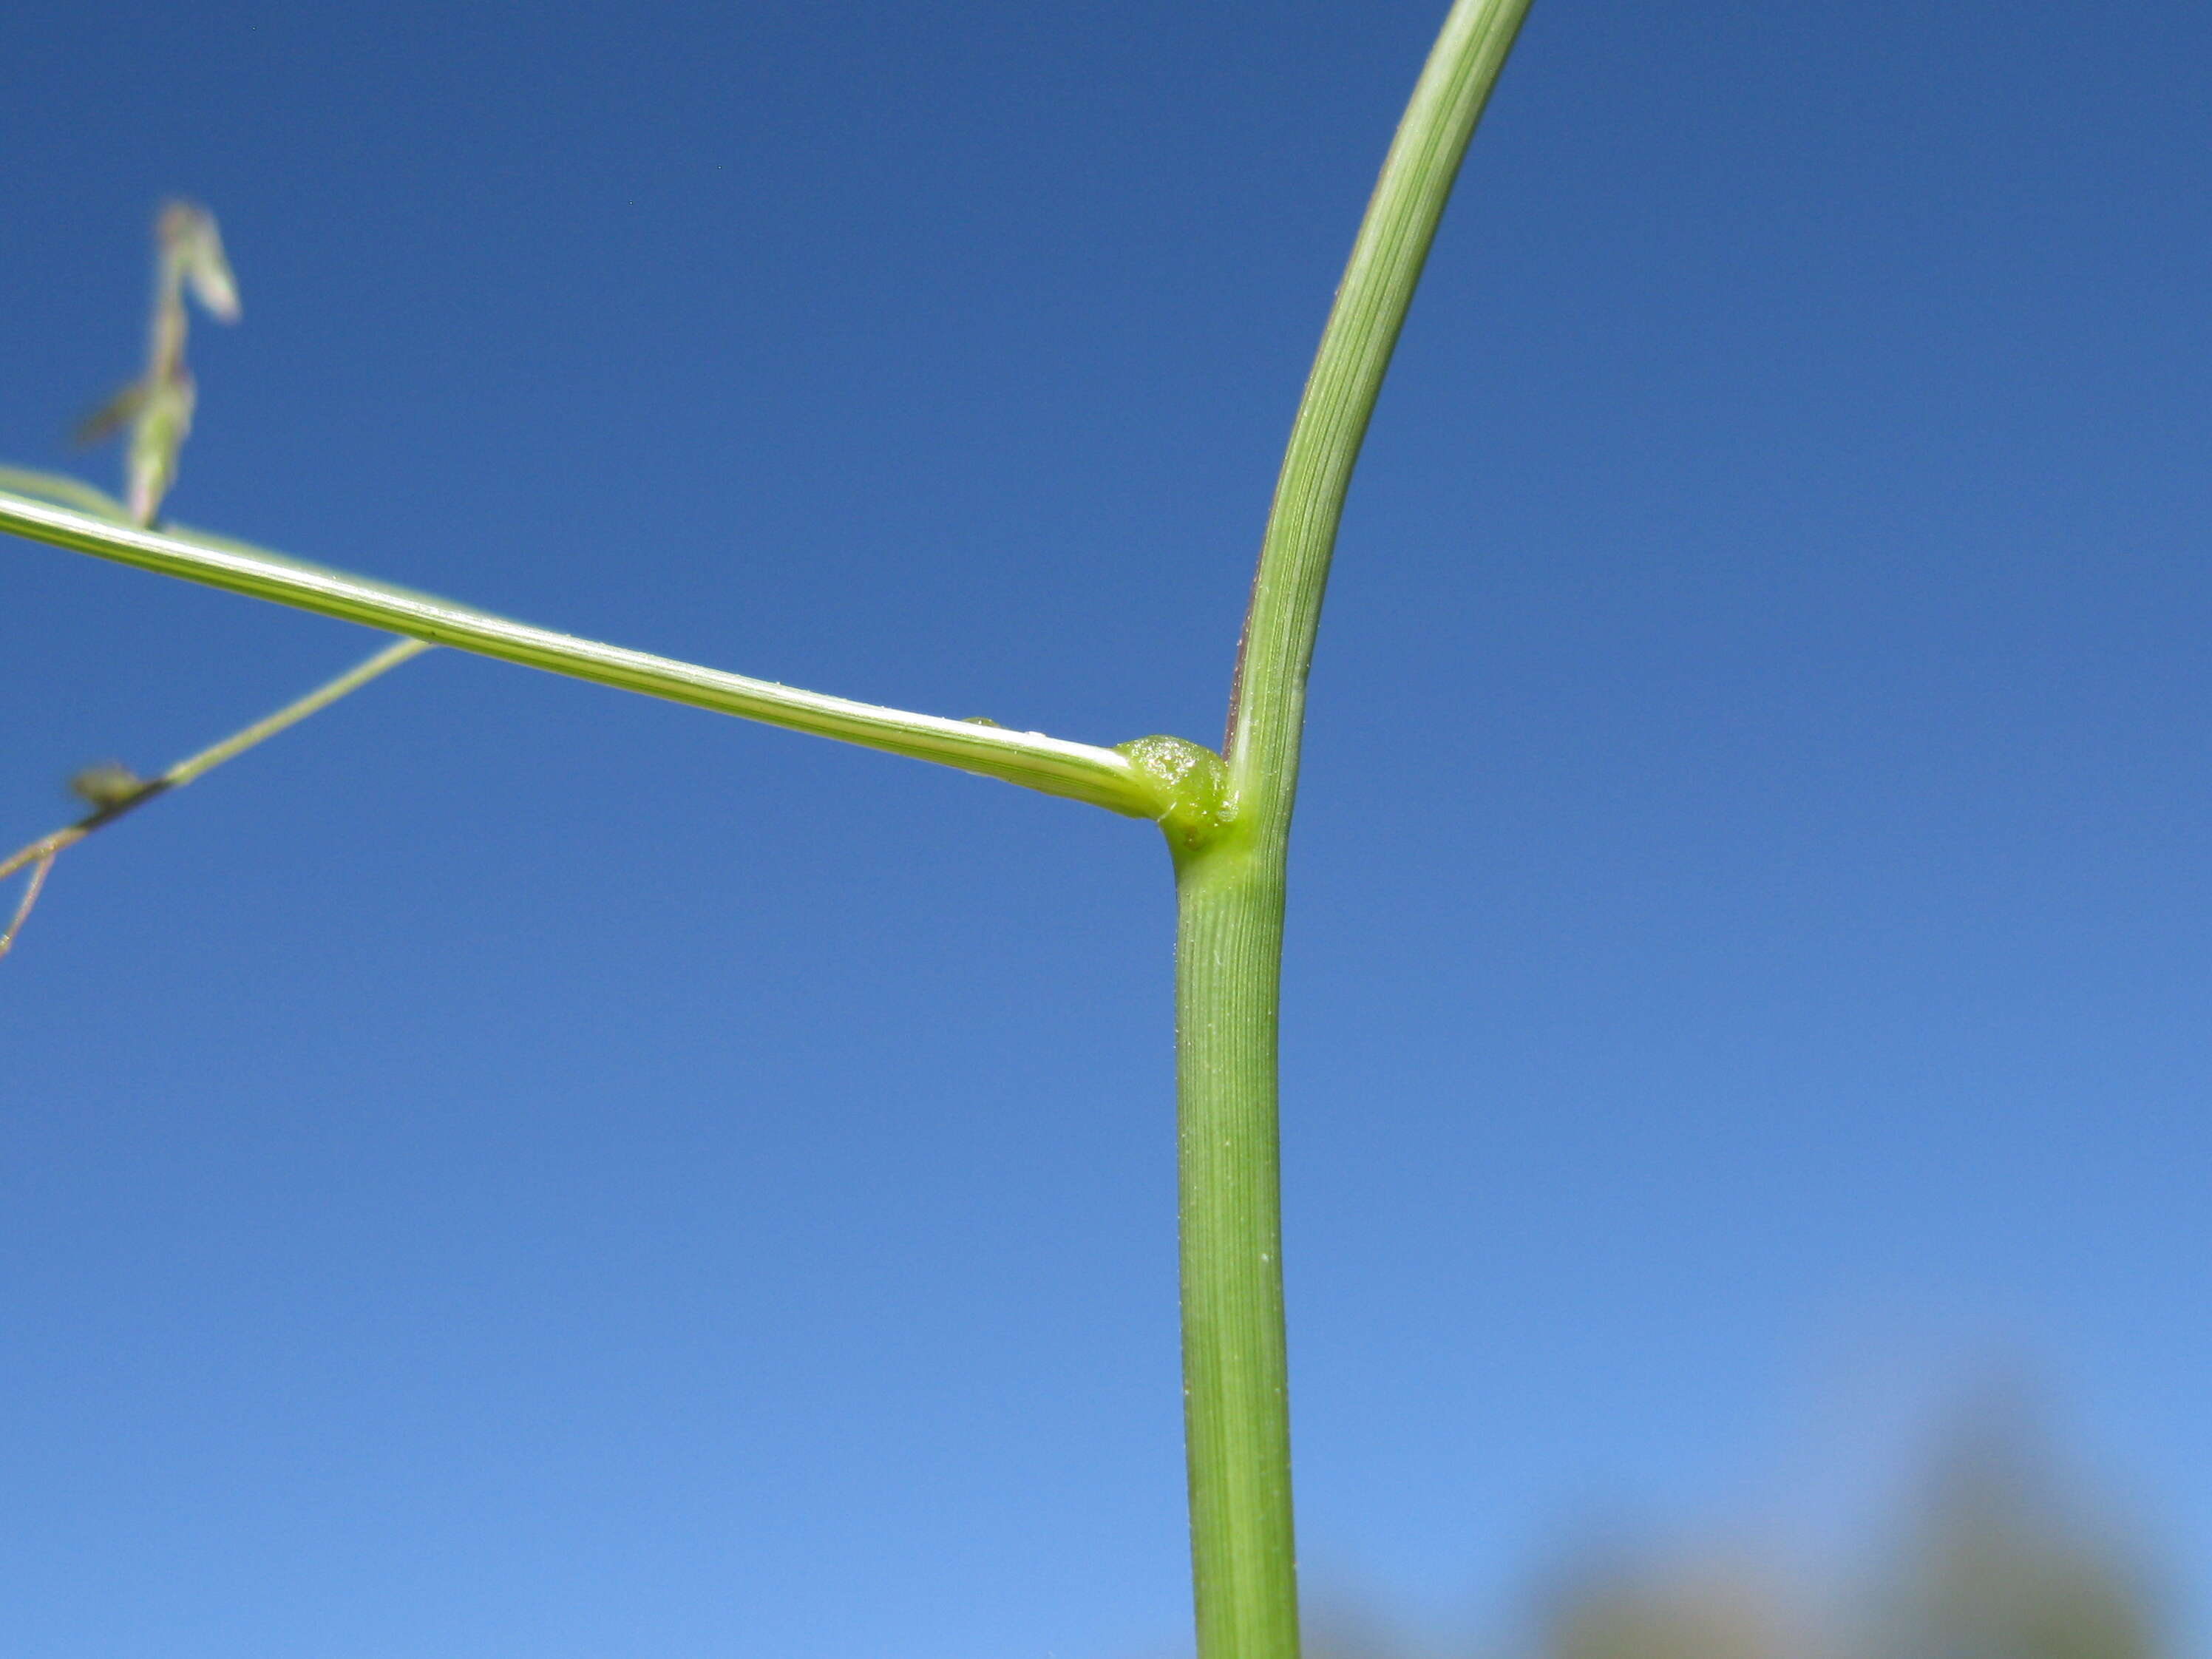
1175, 841, 1294, 1659
1174, 4, 1534, 1655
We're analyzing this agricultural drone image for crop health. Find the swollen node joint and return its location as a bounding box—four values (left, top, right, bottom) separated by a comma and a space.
1113, 734, 1232, 853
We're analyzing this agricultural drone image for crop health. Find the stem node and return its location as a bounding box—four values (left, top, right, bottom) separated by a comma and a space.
1116, 734, 1234, 853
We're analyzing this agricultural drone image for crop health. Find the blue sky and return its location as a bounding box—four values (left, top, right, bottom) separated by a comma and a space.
2, 1, 2209, 1655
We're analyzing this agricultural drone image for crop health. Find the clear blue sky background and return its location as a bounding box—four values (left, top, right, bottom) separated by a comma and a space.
3, 2, 2208, 1655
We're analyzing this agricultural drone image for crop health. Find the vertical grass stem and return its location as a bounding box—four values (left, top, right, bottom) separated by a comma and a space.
1176, 839, 1295, 1658
1175, 3, 1533, 1654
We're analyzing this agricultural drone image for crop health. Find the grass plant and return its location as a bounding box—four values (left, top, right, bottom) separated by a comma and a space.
0, 3, 1533, 1652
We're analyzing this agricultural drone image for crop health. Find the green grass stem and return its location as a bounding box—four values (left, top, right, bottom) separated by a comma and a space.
0, 489, 1172, 821
1173, 4, 1533, 1654
0, 2, 1536, 1647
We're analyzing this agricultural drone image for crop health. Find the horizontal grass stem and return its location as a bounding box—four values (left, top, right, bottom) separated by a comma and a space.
0, 489, 1171, 820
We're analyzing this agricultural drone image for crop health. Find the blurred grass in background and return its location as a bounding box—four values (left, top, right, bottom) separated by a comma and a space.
1299, 1394, 2163, 1659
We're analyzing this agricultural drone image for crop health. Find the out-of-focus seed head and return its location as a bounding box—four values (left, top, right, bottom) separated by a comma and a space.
158, 200, 241, 322
67, 761, 146, 810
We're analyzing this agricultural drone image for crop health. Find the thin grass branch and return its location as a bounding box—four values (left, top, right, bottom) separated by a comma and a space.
0, 637, 430, 960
